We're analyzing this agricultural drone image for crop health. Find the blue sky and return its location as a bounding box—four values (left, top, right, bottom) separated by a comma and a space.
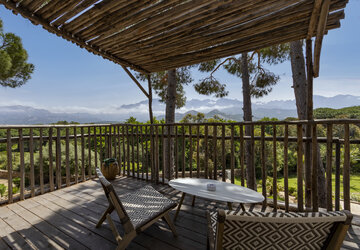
0, 2, 359, 113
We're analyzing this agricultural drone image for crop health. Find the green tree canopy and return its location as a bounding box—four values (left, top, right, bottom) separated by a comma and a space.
196, 44, 290, 98
0, 19, 34, 88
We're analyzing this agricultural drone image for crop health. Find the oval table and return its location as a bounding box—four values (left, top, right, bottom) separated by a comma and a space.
169, 178, 264, 221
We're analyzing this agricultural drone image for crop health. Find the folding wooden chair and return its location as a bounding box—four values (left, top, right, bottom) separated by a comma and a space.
96, 168, 177, 249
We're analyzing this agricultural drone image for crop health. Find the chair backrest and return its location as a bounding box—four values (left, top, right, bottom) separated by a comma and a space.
96, 168, 135, 233
214, 209, 352, 250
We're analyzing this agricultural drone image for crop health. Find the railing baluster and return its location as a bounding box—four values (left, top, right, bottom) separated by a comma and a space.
189, 125, 193, 178
312, 123, 318, 211
326, 124, 333, 211
74, 127, 78, 184
113, 126, 117, 161
122, 125, 126, 176
155, 125, 160, 183
56, 128, 61, 189
141, 126, 145, 180
284, 124, 289, 212
197, 125, 200, 179
175, 126, 178, 179
167, 125, 171, 180
137, 125, 140, 179
204, 124, 208, 179
132, 126, 135, 178
240, 125, 245, 186
221, 124, 226, 182
108, 126, 112, 158
272, 125, 277, 211
117, 126, 121, 175
30, 128, 35, 197
182, 125, 185, 178
49, 128, 54, 191
88, 126, 92, 179
127, 125, 131, 177
66, 127, 70, 187
261, 125, 266, 210
230, 125, 235, 184
81, 127, 85, 182
344, 124, 350, 211
7, 129, 13, 203
213, 125, 217, 180
94, 126, 98, 170
297, 124, 304, 212
39, 128, 44, 194
335, 141, 340, 211
19, 128, 25, 200
161, 125, 165, 183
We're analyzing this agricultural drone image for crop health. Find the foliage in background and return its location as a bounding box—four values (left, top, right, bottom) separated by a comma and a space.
0, 19, 34, 88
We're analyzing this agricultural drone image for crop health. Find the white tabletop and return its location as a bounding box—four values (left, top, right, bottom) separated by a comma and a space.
169, 178, 264, 204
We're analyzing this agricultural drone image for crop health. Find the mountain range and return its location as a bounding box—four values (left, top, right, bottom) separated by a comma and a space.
0, 94, 359, 124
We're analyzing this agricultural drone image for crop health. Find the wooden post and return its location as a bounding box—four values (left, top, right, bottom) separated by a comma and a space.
66, 127, 70, 187
81, 127, 85, 182
49, 128, 54, 191
272, 125, 277, 211
18, 128, 25, 200
221, 124, 226, 182
147, 75, 154, 124
39, 128, 44, 194
297, 124, 304, 212
335, 141, 341, 211
344, 124, 350, 211
230, 125, 235, 184
240, 125, 245, 186
326, 124, 333, 211
312, 123, 318, 212
6, 129, 13, 203
74, 127, 78, 184
197, 125, 200, 179
204, 124, 208, 179
213, 125, 217, 180
284, 124, 289, 212
29, 128, 35, 197
56, 128, 61, 189
306, 38, 314, 210
189, 125, 193, 178
261, 125, 267, 210
88, 126, 92, 178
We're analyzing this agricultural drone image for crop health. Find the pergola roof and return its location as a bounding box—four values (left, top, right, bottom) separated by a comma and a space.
1, 0, 347, 74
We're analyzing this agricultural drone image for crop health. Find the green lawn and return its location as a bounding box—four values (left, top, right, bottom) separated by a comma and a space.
235, 174, 360, 201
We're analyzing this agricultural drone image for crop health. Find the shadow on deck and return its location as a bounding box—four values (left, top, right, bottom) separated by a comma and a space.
0, 176, 359, 249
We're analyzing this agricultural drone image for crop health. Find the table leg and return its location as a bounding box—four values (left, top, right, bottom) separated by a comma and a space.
227, 202, 232, 210
192, 195, 196, 207
174, 192, 186, 222
240, 203, 246, 211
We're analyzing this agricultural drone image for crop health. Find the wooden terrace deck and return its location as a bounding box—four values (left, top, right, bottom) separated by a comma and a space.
0, 176, 359, 249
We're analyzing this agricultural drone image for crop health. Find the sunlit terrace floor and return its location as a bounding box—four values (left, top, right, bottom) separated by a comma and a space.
0, 176, 359, 250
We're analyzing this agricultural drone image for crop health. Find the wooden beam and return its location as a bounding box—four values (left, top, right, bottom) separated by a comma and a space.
147, 75, 154, 124
0, 0, 149, 74
121, 66, 149, 98
307, 0, 323, 39
313, 0, 331, 77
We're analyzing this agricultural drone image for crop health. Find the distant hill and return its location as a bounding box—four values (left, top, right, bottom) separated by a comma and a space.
1, 94, 360, 124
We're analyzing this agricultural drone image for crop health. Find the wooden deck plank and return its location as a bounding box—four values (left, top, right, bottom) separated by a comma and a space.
0, 217, 33, 250
1, 176, 360, 250
13, 201, 89, 249
19, 198, 116, 250
0, 206, 62, 249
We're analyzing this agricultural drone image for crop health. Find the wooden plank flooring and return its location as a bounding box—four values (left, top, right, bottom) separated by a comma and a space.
0, 176, 359, 249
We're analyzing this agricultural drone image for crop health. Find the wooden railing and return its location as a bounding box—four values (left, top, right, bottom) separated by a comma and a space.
0, 120, 359, 213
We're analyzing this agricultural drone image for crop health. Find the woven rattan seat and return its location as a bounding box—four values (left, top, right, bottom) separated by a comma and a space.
207, 209, 352, 250
96, 168, 177, 250
121, 185, 177, 229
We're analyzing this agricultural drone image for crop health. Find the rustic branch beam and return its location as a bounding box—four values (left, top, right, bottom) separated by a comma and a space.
0, 0, 149, 74
313, 0, 331, 77
121, 66, 149, 98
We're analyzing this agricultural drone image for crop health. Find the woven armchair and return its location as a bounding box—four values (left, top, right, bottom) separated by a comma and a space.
96, 168, 177, 250
207, 209, 352, 250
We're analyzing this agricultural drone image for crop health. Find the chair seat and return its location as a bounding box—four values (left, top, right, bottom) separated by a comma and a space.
121, 185, 177, 229
207, 210, 349, 250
